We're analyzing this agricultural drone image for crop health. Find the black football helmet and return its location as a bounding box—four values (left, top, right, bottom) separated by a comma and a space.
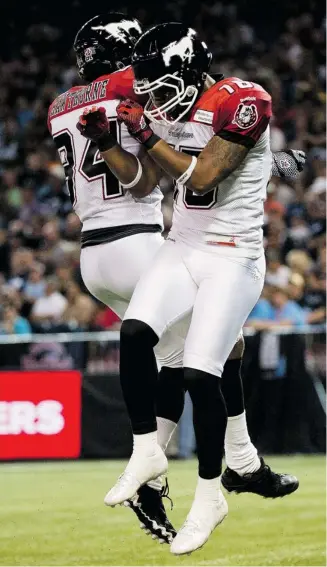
132, 22, 212, 124
74, 13, 143, 83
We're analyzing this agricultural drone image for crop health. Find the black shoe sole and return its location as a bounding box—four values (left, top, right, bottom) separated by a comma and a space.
125, 500, 176, 544
222, 478, 299, 498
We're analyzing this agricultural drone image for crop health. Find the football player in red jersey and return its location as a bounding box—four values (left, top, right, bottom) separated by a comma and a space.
82, 23, 302, 555
53, 15, 304, 552
48, 13, 180, 544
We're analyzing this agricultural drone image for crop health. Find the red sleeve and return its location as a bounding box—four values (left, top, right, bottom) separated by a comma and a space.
109, 67, 145, 104
213, 88, 272, 148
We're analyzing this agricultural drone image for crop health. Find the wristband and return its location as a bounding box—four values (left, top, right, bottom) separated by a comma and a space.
97, 132, 117, 152
143, 133, 161, 150
121, 157, 143, 189
176, 156, 197, 185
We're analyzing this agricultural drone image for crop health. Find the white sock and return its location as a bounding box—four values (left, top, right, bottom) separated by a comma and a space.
133, 431, 158, 456
147, 476, 164, 491
157, 416, 177, 452
146, 418, 177, 492
191, 476, 223, 514
224, 411, 261, 475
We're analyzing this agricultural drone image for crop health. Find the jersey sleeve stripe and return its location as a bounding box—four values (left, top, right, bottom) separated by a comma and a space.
217, 130, 256, 148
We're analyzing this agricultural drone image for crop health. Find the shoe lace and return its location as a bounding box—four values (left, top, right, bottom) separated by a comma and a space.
160, 477, 174, 510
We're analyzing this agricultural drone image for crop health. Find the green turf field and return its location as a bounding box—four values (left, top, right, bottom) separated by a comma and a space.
0, 456, 325, 566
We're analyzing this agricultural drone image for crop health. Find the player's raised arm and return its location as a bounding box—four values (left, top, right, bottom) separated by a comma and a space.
117, 90, 272, 194
77, 106, 161, 198
117, 100, 306, 193
147, 135, 249, 194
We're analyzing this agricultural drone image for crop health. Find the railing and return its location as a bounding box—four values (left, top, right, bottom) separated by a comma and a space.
0, 324, 325, 344
0, 325, 325, 457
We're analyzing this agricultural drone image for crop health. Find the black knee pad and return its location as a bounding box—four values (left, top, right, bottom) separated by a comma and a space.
121, 319, 159, 348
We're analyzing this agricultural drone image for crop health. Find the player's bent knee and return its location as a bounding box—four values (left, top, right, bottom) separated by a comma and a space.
121, 319, 159, 348
184, 367, 224, 404
184, 367, 216, 383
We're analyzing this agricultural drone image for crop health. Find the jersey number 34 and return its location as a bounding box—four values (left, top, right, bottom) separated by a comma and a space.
53, 119, 121, 205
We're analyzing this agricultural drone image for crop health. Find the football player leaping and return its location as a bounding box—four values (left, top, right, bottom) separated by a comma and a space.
81, 23, 303, 555
48, 13, 179, 543
49, 14, 303, 550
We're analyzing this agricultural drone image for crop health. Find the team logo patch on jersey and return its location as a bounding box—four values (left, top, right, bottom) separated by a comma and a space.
233, 103, 258, 129
193, 109, 214, 125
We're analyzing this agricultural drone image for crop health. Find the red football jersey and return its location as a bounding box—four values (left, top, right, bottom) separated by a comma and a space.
48, 67, 138, 133
190, 77, 272, 148
151, 76, 273, 257
48, 66, 163, 232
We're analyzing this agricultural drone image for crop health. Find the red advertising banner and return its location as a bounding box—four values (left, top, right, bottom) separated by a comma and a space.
0, 371, 81, 459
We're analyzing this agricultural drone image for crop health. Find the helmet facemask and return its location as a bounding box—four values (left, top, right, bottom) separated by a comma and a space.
134, 73, 199, 124
132, 24, 212, 125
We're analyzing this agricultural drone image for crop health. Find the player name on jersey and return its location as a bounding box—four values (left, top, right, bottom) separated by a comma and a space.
48, 68, 163, 232
49, 79, 109, 118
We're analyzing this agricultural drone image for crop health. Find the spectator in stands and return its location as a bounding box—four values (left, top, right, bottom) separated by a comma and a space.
72, 295, 97, 330
247, 283, 326, 329
38, 219, 78, 269
0, 1, 324, 335
23, 262, 46, 302
287, 272, 306, 302
55, 263, 75, 294
62, 280, 96, 330
9, 248, 35, 290
19, 185, 47, 224
31, 276, 67, 329
285, 249, 312, 277
0, 303, 31, 335
1, 169, 22, 217
0, 118, 20, 167
265, 250, 291, 288
270, 286, 307, 326
286, 211, 311, 251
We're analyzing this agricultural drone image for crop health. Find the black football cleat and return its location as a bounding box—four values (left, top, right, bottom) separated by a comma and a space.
125, 479, 176, 544
221, 457, 299, 498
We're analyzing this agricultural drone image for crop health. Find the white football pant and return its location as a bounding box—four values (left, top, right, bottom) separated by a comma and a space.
124, 239, 265, 377
80, 232, 186, 368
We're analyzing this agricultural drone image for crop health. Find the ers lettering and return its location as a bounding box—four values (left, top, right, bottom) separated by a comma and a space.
0, 370, 81, 459
0, 400, 64, 435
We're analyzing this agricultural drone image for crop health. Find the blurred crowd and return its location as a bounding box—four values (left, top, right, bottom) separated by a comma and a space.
0, 0, 325, 335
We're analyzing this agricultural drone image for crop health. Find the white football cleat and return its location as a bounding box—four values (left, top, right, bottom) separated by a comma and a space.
170, 492, 228, 555
104, 446, 168, 506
